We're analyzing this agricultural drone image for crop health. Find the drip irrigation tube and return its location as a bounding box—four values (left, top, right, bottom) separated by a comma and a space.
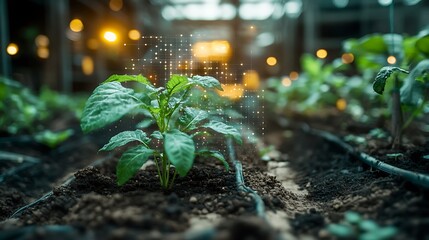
302, 126, 429, 189
9, 154, 113, 219
226, 138, 266, 219
0, 151, 40, 183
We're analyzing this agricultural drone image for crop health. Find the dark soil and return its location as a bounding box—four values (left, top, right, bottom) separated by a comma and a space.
272, 123, 429, 239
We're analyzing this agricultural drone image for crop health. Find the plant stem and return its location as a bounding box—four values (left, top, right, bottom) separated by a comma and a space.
402, 92, 428, 130
168, 170, 177, 189
391, 76, 403, 149
153, 154, 163, 187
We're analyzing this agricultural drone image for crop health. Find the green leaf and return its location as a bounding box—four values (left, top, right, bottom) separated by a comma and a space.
178, 107, 209, 131
189, 75, 223, 91
360, 227, 397, 240
423, 155, 429, 160
116, 145, 154, 186
136, 119, 154, 128
34, 129, 74, 148
373, 66, 409, 95
80, 82, 143, 133
359, 220, 379, 232
344, 211, 362, 224
166, 75, 189, 95
416, 34, 429, 56
196, 149, 229, 171
203, 121, 242, 144
359, 34, 388, 54
151, 130, 163, 139
400, 60, 429, 105
164, 130, 195, 177
104, 74, 151, 85
327, 224, 354, 238
100, 130, 150, 151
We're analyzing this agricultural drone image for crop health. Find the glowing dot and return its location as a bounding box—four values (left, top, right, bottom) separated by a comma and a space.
266, 57, 277, 66
82, 56, 94, 75
37, 47, 49, 59
87, 38, 99, 50
290, 71, 299, 80
336, 98, 347, 111
69, 19, 84, 32
109, 0, 123, 11
316, 49, 328, 59
387, 55, 396, 64
103, 31, 117, 42
282, 77, 291, 87
128, 29, 141, 40
35, 35, 49, 47
6, 43, 18, 55
341, 53, 354, 64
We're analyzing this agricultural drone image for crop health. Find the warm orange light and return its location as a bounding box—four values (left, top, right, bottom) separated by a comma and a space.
87, 38, 99, 50
109, 0, 123, 11
341, 53, 354, 64
103, 31, 117, 42
316, 49, 328, 59
336, 98, 347, 111
281, 77, 292, 87
128, 29, 141, 41
35, 35, 49, 47
82, 56, 94, 75
69, 19, 84, 32
266, 57, 277, 66
387, 55, 396, 64
37, 47, 49, 59
243, 70, 260, 91
289, 71, 299, 80
217, 84, 244, 100
6, 43, 18, 55
193, 40, 231, 62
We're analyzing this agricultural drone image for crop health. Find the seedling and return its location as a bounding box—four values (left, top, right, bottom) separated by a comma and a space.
327, 211, 397, 240
373, 60, 429, 148
80, 74, 242, 189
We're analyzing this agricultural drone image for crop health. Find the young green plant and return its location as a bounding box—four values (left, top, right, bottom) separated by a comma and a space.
80, 74, 242, 189
373, 60, 429, 148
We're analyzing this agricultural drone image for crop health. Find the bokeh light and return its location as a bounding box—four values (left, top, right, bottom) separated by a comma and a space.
35, 35, 49, 47
128, 29, 141, 41
69, 19, 84, 32
243, 70, 260, 91
6, 43, 18, 55
289, 71, 299, 80
387, 56, 396, 64
103, 31, 118, 42
82, 56, 94, 75
341, 53, 354, 64
336, 98, 347, 111
37, 47, 49, 59
266, 57, 277, 66
109, 0, 123, 12
281, 77, 292, 87
316, 49, 328, 59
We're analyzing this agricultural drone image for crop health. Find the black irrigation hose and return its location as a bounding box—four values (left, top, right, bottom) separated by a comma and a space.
0, 151, 40, 183
302, 126, 429, 189
9, 154, 113, 219
226, 138, 266, 219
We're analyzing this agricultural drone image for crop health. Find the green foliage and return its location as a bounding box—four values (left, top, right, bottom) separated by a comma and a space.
327, 211, 397, 240
34, 129, 74, 148
373, 66, 409, 94
81, 74, 241, 189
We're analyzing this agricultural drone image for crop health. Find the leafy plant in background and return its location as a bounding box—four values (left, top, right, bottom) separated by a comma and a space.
327, 211, 397, 240
34, 129, 74, 148
80, 74, 241, 189
372, 60, 429, 148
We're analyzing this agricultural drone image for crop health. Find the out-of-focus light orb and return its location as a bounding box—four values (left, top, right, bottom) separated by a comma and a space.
217, 84, 244, 100
290, 71, 299, 80
387, 55, 396, 64
378, 0, 393, 6
69, 19, 84, 32
266, 56, 277, 66
316, 49, 328, 59
87, 38, 99, 50
333, 0, 349, 8
6, 43, 18, 55
336, 98, 347, 111
109, 0, 123, 11
128, 29, 141, 41
35, 35, 49, 47
103, 31, 117, 42
82, 56, 94, 75
37, 47, 49, 59
282, 77, 292, 87
341, 53, 354, 64
243, 70, 260, 91
284, 0, 302, 18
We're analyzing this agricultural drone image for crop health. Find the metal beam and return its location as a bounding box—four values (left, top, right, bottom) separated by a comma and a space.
0, 0, 11, 77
